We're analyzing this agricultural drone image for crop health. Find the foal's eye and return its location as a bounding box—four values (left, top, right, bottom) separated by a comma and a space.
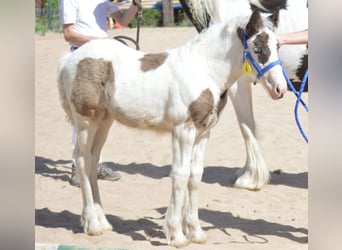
253, 47, 262, 54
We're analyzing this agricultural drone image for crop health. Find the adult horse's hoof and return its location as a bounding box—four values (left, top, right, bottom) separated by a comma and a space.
233, 167, 269, 190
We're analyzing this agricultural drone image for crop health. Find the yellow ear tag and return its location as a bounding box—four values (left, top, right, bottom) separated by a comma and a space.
242, 60, 252, 74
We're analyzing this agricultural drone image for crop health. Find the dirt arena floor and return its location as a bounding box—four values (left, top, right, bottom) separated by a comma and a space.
35, 27, 308, 250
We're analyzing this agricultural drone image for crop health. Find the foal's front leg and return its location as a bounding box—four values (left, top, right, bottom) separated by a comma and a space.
184, 133, 209, 244
165, 125, 196, 247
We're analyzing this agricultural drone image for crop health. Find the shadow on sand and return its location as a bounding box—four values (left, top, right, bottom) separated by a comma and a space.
35, 155, 308, 189
35, 206, 307, 246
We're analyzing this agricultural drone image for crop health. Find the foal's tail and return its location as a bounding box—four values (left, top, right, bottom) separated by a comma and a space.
57, 52, 74, 124
57, 51, 71, 75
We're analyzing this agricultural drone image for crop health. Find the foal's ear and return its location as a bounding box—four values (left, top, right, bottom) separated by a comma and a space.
268, 8, 280, 28
245, 9, 262, 38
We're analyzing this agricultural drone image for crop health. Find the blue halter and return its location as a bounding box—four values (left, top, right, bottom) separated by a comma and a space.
242, 30, 282, 79
242, 30, 309, 143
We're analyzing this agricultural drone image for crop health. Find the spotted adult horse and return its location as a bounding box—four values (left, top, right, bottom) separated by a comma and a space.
180, 0, 308, 190
58, 7, 287, 247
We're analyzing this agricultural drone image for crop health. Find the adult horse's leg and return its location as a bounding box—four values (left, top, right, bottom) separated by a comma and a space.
165, 125, 196, 247
228, 79, 270, 190
184, 132, 209, 244
88, 114, 114, 232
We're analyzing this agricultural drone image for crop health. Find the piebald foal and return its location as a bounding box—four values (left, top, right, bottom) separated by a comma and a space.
58, 9, 286, 247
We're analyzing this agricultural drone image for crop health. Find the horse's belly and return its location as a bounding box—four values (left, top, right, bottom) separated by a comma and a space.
109, 86, 182, 132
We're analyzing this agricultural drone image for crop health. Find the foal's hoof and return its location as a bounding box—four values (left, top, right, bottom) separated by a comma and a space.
169, 235, 190, 248
85, 228, 104, 236
101, 221, 113, 232
190, 232, 207, 244
82, 219, 104, 236
84, 220, 112, 235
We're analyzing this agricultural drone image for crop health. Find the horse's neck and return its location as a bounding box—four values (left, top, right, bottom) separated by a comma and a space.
177, 23, 243, 90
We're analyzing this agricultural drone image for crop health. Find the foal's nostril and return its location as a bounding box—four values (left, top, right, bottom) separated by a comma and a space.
276, 86, 280, 94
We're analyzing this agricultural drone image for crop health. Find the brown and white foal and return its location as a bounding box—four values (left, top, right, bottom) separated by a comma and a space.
58, 9, 286, 247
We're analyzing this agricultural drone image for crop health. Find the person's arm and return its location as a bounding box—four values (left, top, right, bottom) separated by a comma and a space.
63, 24, 105, 46
111, 0, 141, 26
277, 29, 308, 47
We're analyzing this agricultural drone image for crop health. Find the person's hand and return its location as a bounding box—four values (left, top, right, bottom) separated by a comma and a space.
276, 30, 308, 47
277, 36, 285, 47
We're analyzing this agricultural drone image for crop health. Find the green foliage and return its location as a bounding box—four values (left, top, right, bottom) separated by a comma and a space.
35, 14, 61, 35
128, 9, 162, 28
128, 9, 192, 28
36, 0, 61, 34
45, 0, 59, 9
174, 10, 192, 27
35, 3, 191, 34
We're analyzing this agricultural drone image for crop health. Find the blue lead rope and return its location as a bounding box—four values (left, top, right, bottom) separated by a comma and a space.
282, 68, 309, 143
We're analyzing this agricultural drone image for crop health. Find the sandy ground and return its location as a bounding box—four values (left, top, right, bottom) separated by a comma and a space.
35, 27, 308, 250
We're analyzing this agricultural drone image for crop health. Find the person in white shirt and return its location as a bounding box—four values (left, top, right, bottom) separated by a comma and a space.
59, 0, 141, 187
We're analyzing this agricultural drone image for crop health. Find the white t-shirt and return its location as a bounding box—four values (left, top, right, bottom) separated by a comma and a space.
60, 0, 120, 40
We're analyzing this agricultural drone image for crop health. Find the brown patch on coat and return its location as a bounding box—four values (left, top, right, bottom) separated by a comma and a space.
71, 57, 114, 118
139, 53, 168, 72
253, 32, 271, 64
186, 89, 215, 129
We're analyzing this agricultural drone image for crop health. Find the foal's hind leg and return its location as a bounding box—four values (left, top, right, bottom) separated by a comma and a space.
74, 119, 101, 234
89, 115, 114, 232
73, 112, 110, 235
229, 80, 270, 190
